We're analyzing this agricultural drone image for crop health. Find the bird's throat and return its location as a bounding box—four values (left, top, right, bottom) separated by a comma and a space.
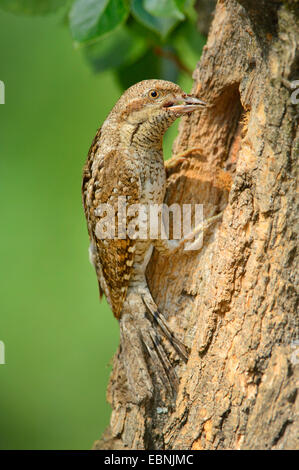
121, 113, 177, 152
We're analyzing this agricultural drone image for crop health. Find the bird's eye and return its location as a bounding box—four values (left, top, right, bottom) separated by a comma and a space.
149, 89, 159, 99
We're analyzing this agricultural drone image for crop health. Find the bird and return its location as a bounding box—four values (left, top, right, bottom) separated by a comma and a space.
82, 79, 208, 402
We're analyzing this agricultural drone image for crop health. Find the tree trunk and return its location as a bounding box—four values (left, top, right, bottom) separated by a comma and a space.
94, 0, 299, 450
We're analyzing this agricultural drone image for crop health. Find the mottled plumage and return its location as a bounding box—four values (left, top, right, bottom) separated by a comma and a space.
82, 79, 206, 400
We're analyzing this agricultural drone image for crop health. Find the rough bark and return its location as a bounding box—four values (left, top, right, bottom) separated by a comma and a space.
94, 0, 299, 450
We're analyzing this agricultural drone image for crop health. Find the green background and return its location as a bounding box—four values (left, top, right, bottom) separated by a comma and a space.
0, 8, 192, 449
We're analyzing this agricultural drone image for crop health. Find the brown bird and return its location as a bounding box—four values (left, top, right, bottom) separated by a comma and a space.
82, 79, 207, 401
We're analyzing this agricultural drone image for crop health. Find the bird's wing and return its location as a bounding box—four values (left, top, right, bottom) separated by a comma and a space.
82, 127, 105, 299
82, 129, 140, 318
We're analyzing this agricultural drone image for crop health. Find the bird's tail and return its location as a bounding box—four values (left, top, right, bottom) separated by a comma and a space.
118, 287, 189, 403
141, 289, 189, 363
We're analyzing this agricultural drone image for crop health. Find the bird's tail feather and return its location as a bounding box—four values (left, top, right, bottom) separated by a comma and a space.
120, 310, 176, 402
141, 290, 189, 363
118, 288, 188, 402
140, 325, 178, 393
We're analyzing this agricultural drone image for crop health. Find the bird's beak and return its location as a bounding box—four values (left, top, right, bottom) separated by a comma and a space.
164, 94, 206, 114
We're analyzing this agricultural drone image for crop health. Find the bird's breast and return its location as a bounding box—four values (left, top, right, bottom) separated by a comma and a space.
138, 149, 166, 205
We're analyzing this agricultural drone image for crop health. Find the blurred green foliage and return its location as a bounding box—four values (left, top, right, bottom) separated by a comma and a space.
0, 8, 120, 450
0, 0, 206, 87
0, 0, 204, 450
0, 0, 65, 15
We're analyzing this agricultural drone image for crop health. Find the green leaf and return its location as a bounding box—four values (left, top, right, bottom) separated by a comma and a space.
0, 0, 67, 15
84, 25, 147, 73
70, 0, 129, 43
70, 0, 108, 42
131, 0, 179, 39
144, 0, 184, 20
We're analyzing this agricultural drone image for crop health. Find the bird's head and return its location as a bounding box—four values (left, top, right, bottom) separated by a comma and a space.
109, 79, 206, 145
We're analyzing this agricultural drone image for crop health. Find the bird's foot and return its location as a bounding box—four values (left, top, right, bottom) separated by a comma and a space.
178, 212, 223, 252
165, 147, 204, 173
